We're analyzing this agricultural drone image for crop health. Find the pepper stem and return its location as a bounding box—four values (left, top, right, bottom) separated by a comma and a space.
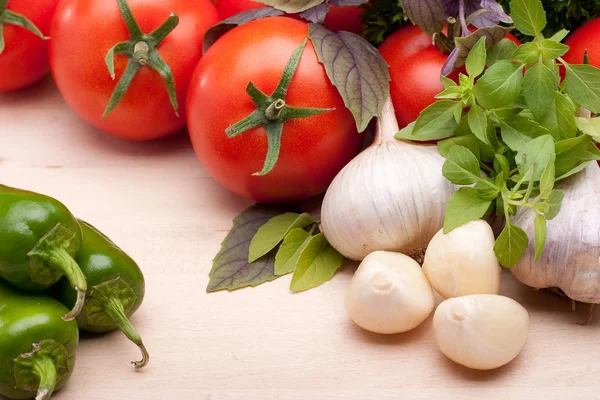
0, 1, 47, 54
104, 297, 149, 369
224, 39, 334, 176
46, 247, 88, 321
14, 340, 69, 400
33, 357, 57, 400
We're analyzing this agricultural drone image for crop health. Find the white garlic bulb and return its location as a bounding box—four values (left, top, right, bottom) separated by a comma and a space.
433, 295, 529, 370
321, 98, 456, 261
512, 163, 600, 304
345, 251, 435, 334
423, 220, 501, 298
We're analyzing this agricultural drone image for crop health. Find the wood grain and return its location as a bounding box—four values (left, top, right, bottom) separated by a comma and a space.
1, 78, 599, 400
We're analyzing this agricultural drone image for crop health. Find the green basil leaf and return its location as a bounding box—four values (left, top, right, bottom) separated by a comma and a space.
435, 86, 462, 100
511, 42, 539, 63
548, 29, 569, 43
468, 105, 489, 144
308, 24, 390, 132
487, 38, 519, 66
495, 153, 511, 178
411, 100, 462, 140
249, 212, 315, 263
207, 204, 298, 293
475, 179, 500, 201
509, 0, 547, 37
563, 63, 600, 114
455, 114, 472, 136
442, 146, 483, 185
545, 189, 565, 220
437, 134, 481, 159
576, 116, 600, 140
395, 122, 416, 140
473, 60, 524, 110
442, 75, 458, 88
257, 0, 324, 13
466, 36, 487, 78
290, 233, 344, 292
516, 134, 556, 181
493, 221, 529, 268
537, 39, 569, 61
498, 114, 549, 151
443, 188, 492, 233
539, 158, 555, 196
582, 143, 600, 161
554, 135, 591, 177
556, 161, 591, 181
540, 91, 577, 141
533, 213, 547, 262
274, 228, 313, 276
522, 61, 557, 122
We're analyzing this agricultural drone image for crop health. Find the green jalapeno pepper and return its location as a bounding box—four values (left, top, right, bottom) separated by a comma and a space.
0, 185, 87, 321
0, 280, 79, 400
53, 220, 148, 369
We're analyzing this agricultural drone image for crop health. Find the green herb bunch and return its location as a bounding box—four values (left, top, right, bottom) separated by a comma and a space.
397, 0, 600, 267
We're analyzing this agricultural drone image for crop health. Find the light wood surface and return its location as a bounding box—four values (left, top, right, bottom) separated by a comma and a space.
1, 78, 599, 400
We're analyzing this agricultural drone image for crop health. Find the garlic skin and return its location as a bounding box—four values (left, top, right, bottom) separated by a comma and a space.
321, 98, 456, 261
433, 295, 529, 370
345, 251, 435, 334
423, 220, 501, 298
512, 163, 600, 304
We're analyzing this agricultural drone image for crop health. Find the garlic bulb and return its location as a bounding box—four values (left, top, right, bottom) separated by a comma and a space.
511, 163, 600, 304
321, 98, 456, 261
433, 295, 529, 370
345, 251, 435, 334
423, 220, 501, 298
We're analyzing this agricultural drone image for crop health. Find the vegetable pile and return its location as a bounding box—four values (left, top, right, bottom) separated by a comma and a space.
2, 0, 600, 388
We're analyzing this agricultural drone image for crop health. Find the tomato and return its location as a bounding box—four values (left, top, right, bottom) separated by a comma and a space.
214, 0, 363, 34
49, 0, 219, 140
564, 18, 600, 67
187, 17, 361, 203
0, 0, 60, 92
379, 24, 520, 128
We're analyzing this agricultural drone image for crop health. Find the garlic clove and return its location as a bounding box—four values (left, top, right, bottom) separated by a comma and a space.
321, 98, 456, 261
433, 294, 529, 370
345, 251, 435, 334
512, 163, 600, 304
423, 220, 501, 298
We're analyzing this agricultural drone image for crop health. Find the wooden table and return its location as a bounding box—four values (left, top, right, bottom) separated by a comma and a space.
1, 78, 599, 400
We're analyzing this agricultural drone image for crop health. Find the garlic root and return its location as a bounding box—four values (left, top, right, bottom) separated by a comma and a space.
321, 98, 456, 261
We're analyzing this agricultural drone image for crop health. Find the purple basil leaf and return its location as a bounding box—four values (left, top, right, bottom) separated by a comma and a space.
308, 23, 390, 132
400, 0, 445, 36
300, 3, 331, 23
442, 47, 459, 76
480, 0, 512, 24
256, 0, 325, 13
452, 25, 513, 70
207, 204, 300, 292
203, 7, 284, 53
443, 0, 512, 29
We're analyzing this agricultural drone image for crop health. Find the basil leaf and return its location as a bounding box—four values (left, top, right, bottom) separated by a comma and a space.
498, 115, 549, 151
453, 26, 514, 72
511, 42, 539, 63
533, 213, 547, 262
476, 179, 501, 200
411, 100, 462, 140
539, 158, 555, 196
444, 188, 492, 233
468, 105, 489, 144
203, 8, 285, 53
540, 91, 577, 141
257, 0, 324, 13
522, 61, 557, 122
274, 228, 313, 276
494, 221, 529, 268
556, 161, 591, 181
399, 0, 445, 36
443, 146, 483, 185
495, 153, 511, 178
299, 0, 369, 23
466, 36, 487, 78
509, 0, 546, 37
249, 212, 315, 263
516, 134, 555, 181
473, 60, 524, 110
548, 29, 569, 43
576, 116, 600, 140
537, 39, 569, 60
207, 204, 297, 293
545, 189, 565, 220
563, 63, 600, 114
487, 38, 518, 66
438, 134, 481, 160
554, 135, 591, 177
582, 143, 600, 161
308, 24, 390, 132
290, 233, 344, 292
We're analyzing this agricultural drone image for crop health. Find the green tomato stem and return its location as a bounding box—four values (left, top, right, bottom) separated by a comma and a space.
0, 4, 47, 54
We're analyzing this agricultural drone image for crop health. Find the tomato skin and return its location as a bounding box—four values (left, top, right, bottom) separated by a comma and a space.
187, 17, 361, 203
49, 0, 220, 141
564, 18, 600, 67
379, 24, 520, 128
214, 0, 363, 34
0, 0, 60, 92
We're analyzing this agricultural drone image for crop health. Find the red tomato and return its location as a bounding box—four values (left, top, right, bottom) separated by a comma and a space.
379, 24, 520, 128
49, 0, 219, 140
0, 0, 60, 92
564, 18, 600, 67
187, 17, 362, 203
214, 0, 363, 34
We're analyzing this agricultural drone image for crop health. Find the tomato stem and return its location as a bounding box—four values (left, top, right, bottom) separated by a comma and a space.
224, 39, 334, 176
103, 0, 180, 118
0, 1, 47, 54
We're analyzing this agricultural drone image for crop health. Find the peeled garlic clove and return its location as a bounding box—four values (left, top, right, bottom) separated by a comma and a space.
423, 220, 501, 298
433, 295, 529, 370
512, 163, 600, 303
345, 251, 435, 334
321, 98, 456, 261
